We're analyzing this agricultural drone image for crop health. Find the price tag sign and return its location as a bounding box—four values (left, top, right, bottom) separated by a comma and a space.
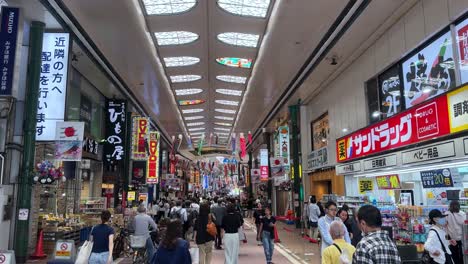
420, 168, 454, 188
358, 179, 374, 194
376, 175, 401, 189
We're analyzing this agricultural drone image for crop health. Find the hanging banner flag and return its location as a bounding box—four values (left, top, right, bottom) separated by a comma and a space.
260, 149, 269, 182
54, 122, 85, 161
240, 133, 246, 159
231, 133, 236, 155
248, 131, 252, 144
279, 126, 290, 172
131, 117, 149, 160
197, 134, 204, 155
146, 132, 160, 184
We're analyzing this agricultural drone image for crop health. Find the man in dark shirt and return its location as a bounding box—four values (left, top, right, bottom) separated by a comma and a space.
210, 197, 226, 249
253, 202, 265, 246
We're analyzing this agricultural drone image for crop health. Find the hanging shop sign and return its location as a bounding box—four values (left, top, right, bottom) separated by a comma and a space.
312, 112, 329, 150
131, 117, 149, 160
376, 174, 401, 189
401, 30, 455, 109
54, 122, 84, 161
378, 65, 402, 117
336, 161, 361, 175
260, 149, 269, 182
104, 100, 126, 165
270, 157, 285, 177
363, 154, 397, 171
358, 178, 374, 194
278, 126, 290, 171
127, 191, 136, 201
132, 161, 146, 185
420, 168, 454, 188
306, 147, 328, 171
401, 140, 455, 165
146, 132, 160, 184
36, 32, 70, 141
82, 137, 99, 155
0, 7, 19, 96
447, 85, 468, 133
456, 16, 468, 84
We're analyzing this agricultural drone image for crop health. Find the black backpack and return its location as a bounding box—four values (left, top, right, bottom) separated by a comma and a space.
171, 208, 183, 220
187, 208, 198, 226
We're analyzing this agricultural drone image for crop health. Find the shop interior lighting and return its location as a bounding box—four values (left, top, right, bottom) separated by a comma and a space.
184, 115, 204, 120
217, 32, 259, 48
342, 128, 348, 133
188, 127, 205, 131
215, 99, 239, 106
155, 31, 199, 46
216, 89, 243, 96
142, 0, 197, 15
182, 108, 204, 114
186, 122, 205, 126
214, 127, 231, 131
214, 122, 232, 127
215, 108, 237, 114
215, 115, 234, 121
175, 88, 203, 95
216, 75, 247, 84
170, 74, 201, 83
217, 0, 271, 18
216, 57, 252, 69
164, 56, 200, 67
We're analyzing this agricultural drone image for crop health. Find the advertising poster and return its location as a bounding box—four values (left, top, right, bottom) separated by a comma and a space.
456, 16, 468, 84
420, 168, 454, 188
278, 126, 290, 171
358, 178, 374, 194
55, 141, 82, 161
312, 113, 329, 150
375, 174, 401, 189
378, 65, 403, 116
260, 149, 269, 182
402, 30, 455, 108
55, 122, 84, 141
447, 84, 468, 133
131, 117, 149, 160
104, 100, 126, 166
270, 157, 285, 177
146, 132, 160, 184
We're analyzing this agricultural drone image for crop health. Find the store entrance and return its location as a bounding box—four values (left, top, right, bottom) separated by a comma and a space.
311, 180, 331, 201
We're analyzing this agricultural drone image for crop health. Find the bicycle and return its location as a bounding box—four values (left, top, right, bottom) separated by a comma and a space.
130, 235, 148, 264
113, 227, 133, 259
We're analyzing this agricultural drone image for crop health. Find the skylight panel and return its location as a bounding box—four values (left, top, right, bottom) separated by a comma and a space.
184, 115, 204, 120
187, 122, 205, 126
164, 56, 200, 67
217, 32, 259, 48
215, 116, 234, 121
215, 108, 237, 114
188, 127, 205, 131
155, 31, 199, 46
216, 57, 252, 68
216, 75, 247, 84
216, 89, 242, 96
217, 0, 271, 18
170, 75, 201, 83
214, 122, 232, 127
143, 0, 197, 15
182, 108, 204, 114
178, 99, 205, 106
214, 127, 231, 131
175, 88, 203, 95
215, 99, 239, 106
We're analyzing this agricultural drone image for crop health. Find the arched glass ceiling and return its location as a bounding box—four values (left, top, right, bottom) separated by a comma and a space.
216, 57, 252, 68
215, 108, 236, 114
142, 0, 197, 15
182, 108, 204, 114
187, 122, 205, 126
214, 127, 231, 131
215, 122, 232, 127
170, 75, 201, 83
216, 89, 242, 96
215, 99, 239, 106
175, 88, 203, 95
217, 32, 259, 48
184, 115, 204, 120
178, 99, 205, 106
164, 56, 200, 67
216, 75, 247, 84
217, 0, 271, 18
215, 116, 234, 121
155, 31, 199, 46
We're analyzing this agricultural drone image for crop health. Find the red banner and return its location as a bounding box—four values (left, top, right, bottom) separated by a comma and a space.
337, 95, 450, 162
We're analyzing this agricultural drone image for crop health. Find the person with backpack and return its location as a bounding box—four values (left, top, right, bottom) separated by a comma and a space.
210, 197, 226, 249
194, 202, 216, 264
322, 221, 355, 264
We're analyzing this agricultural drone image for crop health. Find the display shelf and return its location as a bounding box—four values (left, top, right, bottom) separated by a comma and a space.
80, 197, 106, 214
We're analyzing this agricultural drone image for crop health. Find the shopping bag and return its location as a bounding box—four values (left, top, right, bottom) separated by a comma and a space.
238, 227, 247, 243
189, 247, 199, 264
75, 240, 93, 264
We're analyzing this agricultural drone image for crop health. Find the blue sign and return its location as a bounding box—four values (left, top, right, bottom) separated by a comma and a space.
0, 7, 19, 95
202, 175, 209, 189
420, 168, 454, 188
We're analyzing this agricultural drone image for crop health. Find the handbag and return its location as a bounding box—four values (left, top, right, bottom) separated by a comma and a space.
75, 226, 94, 264
422, 229, 454, 264
189, 247, 199, 264
206, 214, 217, 237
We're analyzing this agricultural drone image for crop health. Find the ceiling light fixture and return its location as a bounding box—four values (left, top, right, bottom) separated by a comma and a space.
182, 108, 204, 114
214, 127, 231, 131
164, 56, 200, 67
215, 116, 234, 121
216, 57, 252, 68
215, 108, 236, 114
184, 115, 204, 120
174, 88, 203, 95
216, 89, 242, 96
142, 0, 197, 15
170, 75, 201, 83
214, 122, 232, 127
155, 31, 199, 46
215, 99, 239, 106
217, 32, 259, 48
186, 122, 205, 126
188, 127, 205, 131
217, 0, 271, 18
216, 75, 247, 84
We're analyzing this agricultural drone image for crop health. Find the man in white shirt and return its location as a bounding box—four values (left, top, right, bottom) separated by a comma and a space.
308, 196, 321, 239
190, 197, 200, 213
133, 205, 158, 259
170, 200, 188, 223
318, 201, 350, 253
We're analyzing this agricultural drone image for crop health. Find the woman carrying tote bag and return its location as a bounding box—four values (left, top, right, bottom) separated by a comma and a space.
87, 210, 114, 264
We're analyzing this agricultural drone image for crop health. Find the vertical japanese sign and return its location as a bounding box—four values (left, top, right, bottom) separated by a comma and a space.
456, 16, 468, 84
0, 7, 19, 95
54, 122, 84, 161
312, 113, 329, 150
146, 131, 160, 184
36, 33, 70, 140
260, 148, 269, 182
104, 100, 126, 166
131, 117, 149, 160
278, 126, 290, 172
